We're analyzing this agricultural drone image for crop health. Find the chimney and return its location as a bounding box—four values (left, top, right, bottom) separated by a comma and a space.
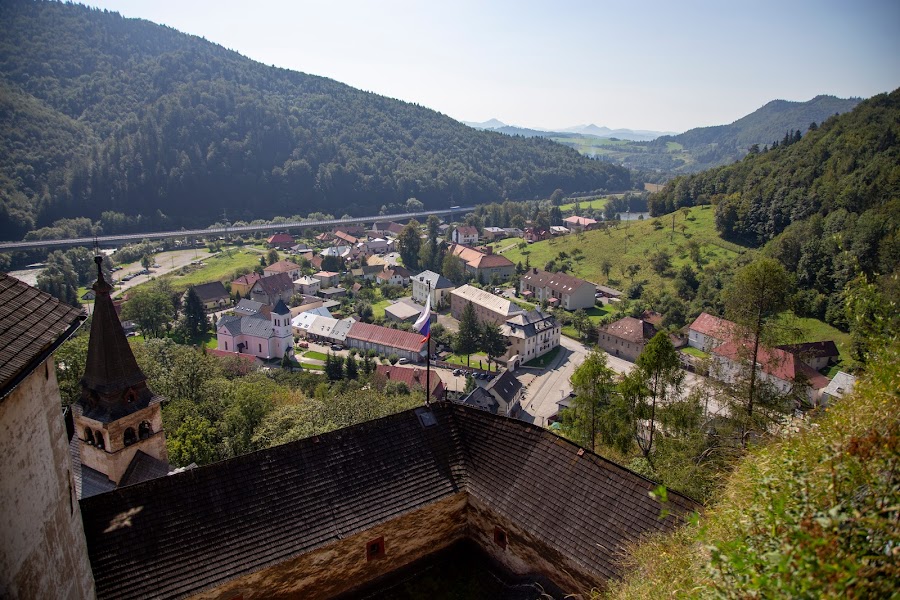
533, 267, 538, 274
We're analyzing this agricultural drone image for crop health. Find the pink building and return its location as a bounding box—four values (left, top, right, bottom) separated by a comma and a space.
215, 300, 294, 360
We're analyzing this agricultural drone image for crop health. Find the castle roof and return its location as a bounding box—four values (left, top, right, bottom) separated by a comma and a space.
79, 403, 699, 599
0, 272, 85, 400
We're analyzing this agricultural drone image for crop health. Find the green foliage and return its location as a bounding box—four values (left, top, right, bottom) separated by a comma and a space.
561, 350, 617, 452
479, 322, 506, 366
607, 342, 900, 600
55, 330, 89, 406
453, 302, 480, 364
182, 287, 207, 343
0, 0, 629, 238
168, 415, 218, 467
121, 284, 174, 338
397, 221, 422, 271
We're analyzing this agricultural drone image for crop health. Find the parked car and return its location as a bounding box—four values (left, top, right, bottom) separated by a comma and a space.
452, 369, 461, 376
397, 358, 409, 365
297, 341, 309, 349
330, 344, 343, 351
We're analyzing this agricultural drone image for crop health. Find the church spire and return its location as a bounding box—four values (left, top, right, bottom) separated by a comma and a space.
79, 256, 159, 421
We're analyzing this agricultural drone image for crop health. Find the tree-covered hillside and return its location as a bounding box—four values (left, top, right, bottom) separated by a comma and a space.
648, 95, 861, 171
648, 89, 899, 342
0, 0, 629, 240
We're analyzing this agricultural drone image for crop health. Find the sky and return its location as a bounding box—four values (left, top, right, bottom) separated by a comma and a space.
82, 0, 900, 133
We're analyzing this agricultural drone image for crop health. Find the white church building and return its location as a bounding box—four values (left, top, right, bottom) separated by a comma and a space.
216, 299, 294, 360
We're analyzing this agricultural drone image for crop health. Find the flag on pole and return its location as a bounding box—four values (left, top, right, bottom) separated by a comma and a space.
413, 293, 431, 343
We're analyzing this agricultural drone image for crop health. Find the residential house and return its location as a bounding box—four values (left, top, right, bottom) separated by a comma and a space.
333, 230, 359, 246
776, 341, 840, 371
313, 271, 340, 288
562, 216, 598, 232
451, 284, 524, 327
519, 268, 596, 310
351, 264, 386, 281
294, 275, 320, 296
501, 309, 560, 365
821, 371, 857, 406
376, 265, 412, 286
319, 287, 347, 300
358, 237, 391, 255
482, 227, 507, 241
321, 245, 352, 259
289, 242, 311, 254
216, 300, 294, 360
688, 312, 737, 351
503, 227, 524, 237
550, 226, 570, 236
485, 370, 524, 417
411, 270, 455, 308
332, 224, 366, 237
384, 302, 422, 323
264, 259, 302, 281
448, 243, 515, 283
452, 225, 480, 245
266, 233, 294, 248
372, 221, 404, 236
372, 365, 445, 401
230, 272, 261, 297
524, 227, 550, 243
190, 281, 230, 311
710, 339, 831, 406
250, 273, 295, 307
345, 321, 427, 363
597, 316, 657, 362
289, 297, 326, 319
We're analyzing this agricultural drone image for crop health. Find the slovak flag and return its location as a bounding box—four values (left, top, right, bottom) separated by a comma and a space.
413, 293, 431, 343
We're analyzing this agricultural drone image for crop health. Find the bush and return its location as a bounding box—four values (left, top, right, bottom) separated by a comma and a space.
387, 353, 399, 365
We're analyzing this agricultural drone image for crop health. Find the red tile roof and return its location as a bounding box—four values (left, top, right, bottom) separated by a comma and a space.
689, 312, 737, 341
373, 365, 444, 399
712, 340, 831, 389
347, 322, 426, 353
264, 260, 300, 274
601, 317, 657, 344
267, 233, 294, 244
232, 272, 261, 287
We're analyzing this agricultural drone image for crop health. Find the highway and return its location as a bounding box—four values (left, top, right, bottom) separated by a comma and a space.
0, 206, 475, 252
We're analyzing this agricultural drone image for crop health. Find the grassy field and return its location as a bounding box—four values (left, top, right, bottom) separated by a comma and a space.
442, 353, 498, 372
503, 206, 749, 295
681, 346, 708, 359
161, 248, 263, 292
558, 196, 609, 212
524, 346, 562, 368
773, 311, 854, 375
302, 350, 328, 361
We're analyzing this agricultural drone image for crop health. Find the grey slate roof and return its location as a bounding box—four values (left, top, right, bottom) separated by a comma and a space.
119, 451, 172, 488
504, 309, 557, 338
486, 369, 523, 404
234, 298, 265, 316
80, 404, 698, 600
190, 281, 229, 303
414, 270, 454, 290
217, 313, 273, 338
0, 272, 85, 400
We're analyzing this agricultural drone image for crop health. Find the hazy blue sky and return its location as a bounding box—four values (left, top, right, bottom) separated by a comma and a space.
84, 0, 899, 132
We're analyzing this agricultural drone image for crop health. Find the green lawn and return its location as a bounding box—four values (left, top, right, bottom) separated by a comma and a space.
773, 311, 854, 375
681, 346, 709, 359
298, 363, 324, 371
524, 346, 562, 368
302, 350, 328, 361
558, 196, 609, 212
503, 206, 750, 298
442, 353, 498, 372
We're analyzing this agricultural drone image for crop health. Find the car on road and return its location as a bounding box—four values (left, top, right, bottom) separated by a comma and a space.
452, 369, 461, 376
397, 358, 409, 365
330, 344, 343, 351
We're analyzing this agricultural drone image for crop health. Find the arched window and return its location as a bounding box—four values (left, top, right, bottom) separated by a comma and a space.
138, 421, 152, 440
124, 428, 137, 446
95, 433, 105, 450
85, 428, 95, 445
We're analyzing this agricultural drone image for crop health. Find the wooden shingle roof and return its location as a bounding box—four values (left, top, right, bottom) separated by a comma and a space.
0, 272, 85, 400
80, 404, 698, 599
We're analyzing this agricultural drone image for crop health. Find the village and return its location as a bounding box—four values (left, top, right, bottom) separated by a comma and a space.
96, 213, 857, 433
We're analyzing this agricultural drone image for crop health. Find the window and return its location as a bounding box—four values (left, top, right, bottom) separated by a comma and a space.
259, 344, 262, 353
366, 536, 385, 561
139, 421, 152, 440
85, 428, 95, 445
224, 341, 228, 350
124, 428, 137, 446
95, 433, 105, 450
493, 527, 508, 549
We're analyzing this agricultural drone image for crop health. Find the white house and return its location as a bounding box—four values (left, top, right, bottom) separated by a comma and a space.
501, 309, 560, 366
294, 276, 320, 296
821, 371, 857, 406
263, 260, 302, 281
451, 225, 479, 245
216, 300, 294, 360
688, 312, 737, 351
518, 268, 596, 311
314, 271, 340, 288
411, 270, 455, 308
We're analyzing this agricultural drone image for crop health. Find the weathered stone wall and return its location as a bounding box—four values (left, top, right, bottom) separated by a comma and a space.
0, 358, 96, 599
189, 493, 468, 600
466, 494, 601, 596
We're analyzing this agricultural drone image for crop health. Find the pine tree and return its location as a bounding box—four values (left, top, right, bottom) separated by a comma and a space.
479, 322, 507, 370
345, 356, 358, 380
183, 287, 207, 343
454, 302, 480, 367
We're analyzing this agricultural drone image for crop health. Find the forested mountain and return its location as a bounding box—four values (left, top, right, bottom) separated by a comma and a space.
648, 95, 862, 171
649, 89, 899, 333
0, 0, 630, 240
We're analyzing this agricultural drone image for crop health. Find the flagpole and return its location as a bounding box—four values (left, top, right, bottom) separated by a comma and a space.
425, 281, 431, 407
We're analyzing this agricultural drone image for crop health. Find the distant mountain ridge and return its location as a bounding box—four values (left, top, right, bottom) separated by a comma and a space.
0, 1, 630, 240
463, 119, 674, 142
